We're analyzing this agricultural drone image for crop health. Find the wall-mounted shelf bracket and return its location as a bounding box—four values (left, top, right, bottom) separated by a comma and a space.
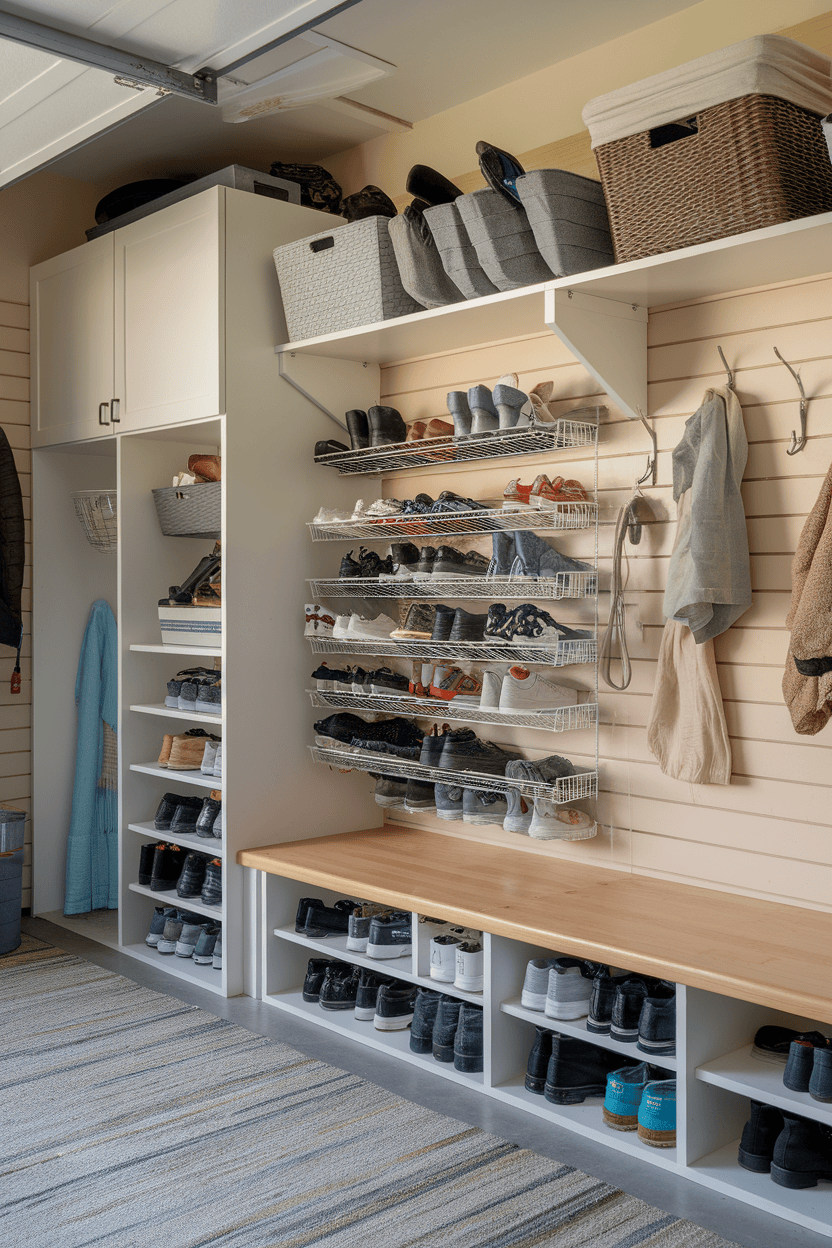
277, 351, 381, 432
545, 287, 648, 424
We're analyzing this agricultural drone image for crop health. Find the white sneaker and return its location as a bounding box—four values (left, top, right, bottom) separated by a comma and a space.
349, 499, 369, 521
498, 666, 574, 713
529, 800, 596, 841
212, 743, 222, 778
313, 506, 350, 524
332, 614, 352, 639
364, 498, 404, 518
479, 665, 510, 711
347, 612, 398, 640
304, 603, 334, 637
201, 741, 218, 776
544, 959, 595, 1019
429, 934, 461, 981
454, 942, 484, 993
521, 956, 559, 1011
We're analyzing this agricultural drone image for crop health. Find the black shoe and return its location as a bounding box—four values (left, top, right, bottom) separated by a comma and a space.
484, 603, 511, 638
346, 409, 369, 450
610, 980, 650, 1044
368, 667, 409, 695
811, 1048, 832, 1102
454, 1003, 484, 1073
169, 796, 203, 836
753, 1025, 828, 1062
319, 964, 361, 1010
354, 969, 394, 1020
138, 843, 158, 887
149, 843, 185, 892
405, 164, 462, 206
314, 438, 349, 458
368, 405, 406, 447
314, 712, 375, 744
448, 607, 488, 642
525, 1026, 553, 1094
475, 139, 525, 206
195, 796, 221, 839
386, 542, 420, 576
358, 547, 394, 578
295, 897, 325, 932
339, 550, 363, 578
587, 971, 632, 1035
351, 667, 370, 696
410, 987, 443, 1052
374, 982, 417, 1030
433, 997, 463, 1061
302, 957, 334, 1002
415, 546, 438, 577
771, 1115, 832, 1188
176, 851, 210, 899
432, 546, 490, 577
431, 604, 456, 641
401, 493, 435, 516
200, 858, 222, 906
367, 912, 412, 959
154, 792, 184, 831
341, 184, 397, 222
438, 730, 519, 777
404, 775, 436, 811
393, 602, 436, 639
348, 717, 424, 752
636, 983, 676, 1056
301, 899, 355, 939
544, 1034, 637, 1104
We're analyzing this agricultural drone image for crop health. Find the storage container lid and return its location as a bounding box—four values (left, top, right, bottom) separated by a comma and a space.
582, 35, 832, 148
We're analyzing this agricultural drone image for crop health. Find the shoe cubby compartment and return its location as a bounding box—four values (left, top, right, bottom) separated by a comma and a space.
127, 819, 224, 859
128, 700, 223, 726
309, 689, 598, 735
309, 744, 598, 803
308, 572, 598, 600
129, 761, 223, 789
312, 414, 603, 477
309, 502, 597, 542
308, 637, 596, 666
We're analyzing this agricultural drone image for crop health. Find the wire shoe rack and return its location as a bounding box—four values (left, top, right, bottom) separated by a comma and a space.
309, 499, 596, 542
308, 689, 598, 734
307, 635, 597, 666
307, 570, 598, 600
310, 742, 598, 803
312, 411, 604, 477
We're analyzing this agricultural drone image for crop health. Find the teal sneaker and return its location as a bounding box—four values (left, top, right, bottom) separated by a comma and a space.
603, 1062, 651, 1132
637, 1079, 676, 1148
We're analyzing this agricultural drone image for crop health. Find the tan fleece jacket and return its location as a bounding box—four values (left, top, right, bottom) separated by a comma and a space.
783, 462, 832, 735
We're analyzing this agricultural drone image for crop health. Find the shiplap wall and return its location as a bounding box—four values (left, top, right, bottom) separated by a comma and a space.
372, 271, 832, 913
0, 298, 31, 908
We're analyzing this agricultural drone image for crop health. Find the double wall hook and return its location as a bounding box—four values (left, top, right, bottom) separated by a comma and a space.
635, 405, 658, 487
774, 347, 809, 455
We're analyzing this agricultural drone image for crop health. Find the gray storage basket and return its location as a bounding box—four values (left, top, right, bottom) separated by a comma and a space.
152, 483, 221, 539
515, 169, 614, 276
0, 848, 22, 955
422, 201, 500, 299
273, 216, 422, 340
0, 807, 26, 854
454, 189, 554, 291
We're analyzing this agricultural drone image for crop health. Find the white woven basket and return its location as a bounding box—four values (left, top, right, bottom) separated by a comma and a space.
273, 216, 421, 341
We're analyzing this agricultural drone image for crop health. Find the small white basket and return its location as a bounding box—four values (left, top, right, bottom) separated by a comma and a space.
273, 216, 421, 341
72, 490, 117, 552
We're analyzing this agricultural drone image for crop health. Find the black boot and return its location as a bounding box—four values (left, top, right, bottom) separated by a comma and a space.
367, 406, 406, 447
346, 409, 369, 450
771, 1114, 832, 1188
525, 1026, 553, 1094
738, 1100, 785, 1173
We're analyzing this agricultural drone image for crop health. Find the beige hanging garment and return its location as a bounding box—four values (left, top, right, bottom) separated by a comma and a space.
647, 490, 732, 784
783, 460, 832, 735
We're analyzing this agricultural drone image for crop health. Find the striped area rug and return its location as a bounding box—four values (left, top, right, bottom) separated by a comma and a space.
1, 936, 737, 1248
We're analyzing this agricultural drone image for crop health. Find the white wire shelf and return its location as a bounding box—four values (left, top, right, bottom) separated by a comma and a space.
309, 499, 596, 542
307, 571, 597, 600
308, 636, 596, 666
308, 689, 598, 733
312, 414, 602, 477
310, 742, 598, 802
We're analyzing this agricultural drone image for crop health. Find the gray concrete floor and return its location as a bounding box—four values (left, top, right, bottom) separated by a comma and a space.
23, 916, 828, 1248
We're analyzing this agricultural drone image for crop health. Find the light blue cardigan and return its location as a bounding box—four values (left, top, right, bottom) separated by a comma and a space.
64, 599, 118, 914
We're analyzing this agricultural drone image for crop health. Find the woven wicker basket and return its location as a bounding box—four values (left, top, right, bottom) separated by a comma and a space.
594, 94, 832, 263
152, 483, 221, 539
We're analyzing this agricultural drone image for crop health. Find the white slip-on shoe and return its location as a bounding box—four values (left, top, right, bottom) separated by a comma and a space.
529, 800, 596, 841
499, 666, 575, 713
331, 614, 353, 639
313, 506, 351, 524
430, 933, 461, 982
347, 612, 399, 641
479, 665, 510, 711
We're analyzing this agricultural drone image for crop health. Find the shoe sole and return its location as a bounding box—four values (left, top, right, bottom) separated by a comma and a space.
504, 820, 532, 834
544, 1083, 605, 1104
453, 1056, 484, 1072
463, 813, 505, 826
366, 944, 412, 959
454, 977, 483, 992
429, 970, 455, 982
354, 1006, 377, 1021
156, 943, 177, 955
174, 948, 197, 958
433, 1044, 455, 1061
520, 992, 547, 1011
193, 954, 215, 964
529, 825, 597, 842
636, 1039, 676, 1056
346, 938, 369, 952
319, 1001, 358, 1011
145, 937, 162, 947
637, 1127, 676, 1149
545, 1004, 591, 1020
609, 1027, 639, 1043
738, 1149, 772, 1173
409, 1037, 433, 1054
435, 809, 463, 821
587, 1021, 612, 1035
374, 797, 408, 808
603, 1109, 639, 1131
374, 1014, 414, 1030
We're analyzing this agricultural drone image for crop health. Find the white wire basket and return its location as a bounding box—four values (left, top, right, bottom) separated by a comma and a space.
71, 490, 117, 553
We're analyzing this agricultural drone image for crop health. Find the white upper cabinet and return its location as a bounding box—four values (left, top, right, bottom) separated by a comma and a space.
30, 234, 115, 446
114, 192, 223, 433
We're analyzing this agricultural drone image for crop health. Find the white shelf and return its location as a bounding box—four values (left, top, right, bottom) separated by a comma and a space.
500, 997, 676, 1070
264, 987, 484, 1088
128, 880, 222, 919
130, 701, 222, 724
130, 762, 222, 790
491, 1075, 678, 1171
309, 689, 597, 734
696, 1043, 832, 1127
275, 213, 832, 364
130, 642, 221, 656
121, 942, 225, 994
689, 1140, 832, 1237
273, 924, 484, 1004
128, 820, 223, 858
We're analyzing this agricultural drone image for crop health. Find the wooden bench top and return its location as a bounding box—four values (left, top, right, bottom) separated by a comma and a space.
238, 827, 832, 1024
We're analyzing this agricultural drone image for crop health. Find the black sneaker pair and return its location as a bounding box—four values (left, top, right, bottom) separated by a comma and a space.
587, 973, 676, 1056
140, 843, 222, 906
295, 897, 355, 939
409, 988, 484, 1072
339, 547, 393, 579
314, 713, 424, 754
739, 1101, 832, 1188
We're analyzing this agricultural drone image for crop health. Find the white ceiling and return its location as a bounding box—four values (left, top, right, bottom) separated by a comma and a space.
1, 0, 699, 190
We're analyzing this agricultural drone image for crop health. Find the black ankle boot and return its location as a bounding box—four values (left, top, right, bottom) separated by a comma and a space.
346, 409, 369, 449
738, 1100, 785, 1172
367, 406, 406, 447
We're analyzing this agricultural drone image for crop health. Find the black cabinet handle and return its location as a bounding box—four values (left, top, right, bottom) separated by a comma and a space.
98, 402, 110, 426
110, 398, 120, 423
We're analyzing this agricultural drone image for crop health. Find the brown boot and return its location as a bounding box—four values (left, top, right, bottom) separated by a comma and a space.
167, 730, 220, 771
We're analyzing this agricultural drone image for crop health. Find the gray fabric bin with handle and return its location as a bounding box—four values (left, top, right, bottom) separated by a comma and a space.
515, 169, 615, 276
273, 216, 421, 340
152, 483, 221, 539
388, 208, 466, 309
454, 188, 554, 291
422, 201, 500, 299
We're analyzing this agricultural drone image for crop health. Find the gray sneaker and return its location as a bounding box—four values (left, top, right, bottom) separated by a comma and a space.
513, 530, 594, 580
175, 918, 206, 958
504, 788, 532, 833
212, 933, 223, 970
193, 924, 220, 964
157, 909, 201, 955
438, 729, 520, 777
435, 782, 464, 821
462, 787, 508, 825
545, 958, 598, 1020
521, 956, 560, 1011
195, 682, 222, 715
145, 905, 176, 947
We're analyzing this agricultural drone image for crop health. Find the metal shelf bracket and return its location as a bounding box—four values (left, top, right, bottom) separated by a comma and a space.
545, 286, 648, 423
278, 350, 380, 433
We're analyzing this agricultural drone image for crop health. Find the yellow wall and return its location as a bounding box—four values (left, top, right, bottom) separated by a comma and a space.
324, 0, 832, 198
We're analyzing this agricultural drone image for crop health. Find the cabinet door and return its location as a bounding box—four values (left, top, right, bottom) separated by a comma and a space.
30, 235, 115, 447
114, 189, 224, 432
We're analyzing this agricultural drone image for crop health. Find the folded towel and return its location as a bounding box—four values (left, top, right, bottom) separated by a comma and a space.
583, 35, 832, 149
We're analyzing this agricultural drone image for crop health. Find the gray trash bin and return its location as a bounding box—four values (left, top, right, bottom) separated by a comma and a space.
0, 808, 26, 955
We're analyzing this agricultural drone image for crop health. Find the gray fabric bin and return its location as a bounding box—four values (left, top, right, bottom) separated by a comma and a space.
388, 209, 465, 309
454, 188, 554, 291
273, 216, 421, 340
422, 201, 500, 299
0, 849, 23, 955
515, 169, 615, 276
